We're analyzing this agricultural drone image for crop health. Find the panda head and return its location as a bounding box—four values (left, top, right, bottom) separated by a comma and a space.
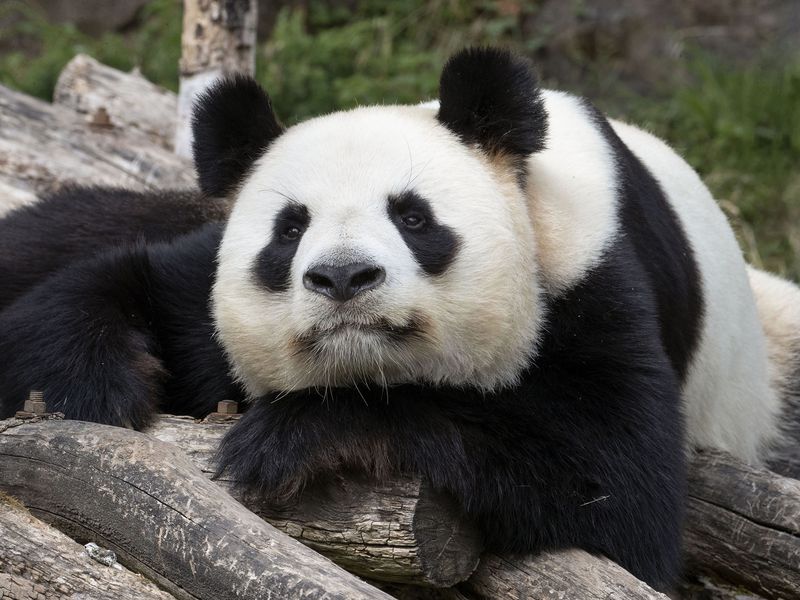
195, 48, 549, 397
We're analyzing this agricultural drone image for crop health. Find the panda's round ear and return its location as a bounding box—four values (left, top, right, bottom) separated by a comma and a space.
437, 47, 548, 160
192, 75, 284, 197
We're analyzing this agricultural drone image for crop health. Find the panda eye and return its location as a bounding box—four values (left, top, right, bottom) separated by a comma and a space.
282, 225, 303, 241
401, 213, 425, 230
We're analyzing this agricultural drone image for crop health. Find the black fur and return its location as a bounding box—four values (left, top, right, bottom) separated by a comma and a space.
0, 50, 705, 592
255, 202, 310, 292
215, 237, 685, 591
387, 191, 461, 276
192, 75, 284, 197
0, 186, 228, 311
0, 224, 241, 426
437, 47, 548, 163
584, 101, 704, 380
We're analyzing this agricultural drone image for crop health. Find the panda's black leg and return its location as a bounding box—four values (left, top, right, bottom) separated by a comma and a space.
0, 223, 235, 427
0, 244, 164, 427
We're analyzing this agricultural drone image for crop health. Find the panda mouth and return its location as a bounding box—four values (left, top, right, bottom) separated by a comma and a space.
292, 315, 427, 355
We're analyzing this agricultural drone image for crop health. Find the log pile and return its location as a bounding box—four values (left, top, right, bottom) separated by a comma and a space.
0, 57, 799, 599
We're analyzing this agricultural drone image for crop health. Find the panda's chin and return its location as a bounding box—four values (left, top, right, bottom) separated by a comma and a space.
289, 316, 428, 388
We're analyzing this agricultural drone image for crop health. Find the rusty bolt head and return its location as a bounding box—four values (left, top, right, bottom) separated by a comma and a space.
24, 391, 47, 414
216, 400, 239, 415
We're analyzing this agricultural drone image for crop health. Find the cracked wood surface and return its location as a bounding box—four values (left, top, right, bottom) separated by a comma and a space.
464, 550, 669, 600
0, 82, 193, 216
54, 54, 178, 150
684, 449, 800, 600
0, 492, 176, 600
150, 416, 483, 588
0, 419, 391, 600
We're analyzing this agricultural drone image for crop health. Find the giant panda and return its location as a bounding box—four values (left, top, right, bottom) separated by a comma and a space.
0, 47, 798, 590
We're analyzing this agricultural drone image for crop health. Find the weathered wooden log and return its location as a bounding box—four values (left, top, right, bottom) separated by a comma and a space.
464, 550, 669, 600
684, 449, 800, 600
0, 82, 194, 216
150, 415, 483, 588
152, 416, 800, 598
0, 419, 392, 600
54, 54, 178, 149
3, 415, 796, 598
0, 492, 176, 600
175, 0, 258, 157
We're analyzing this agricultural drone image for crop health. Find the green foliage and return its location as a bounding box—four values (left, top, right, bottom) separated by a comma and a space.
0, 0, 180, 99
623, 55, 800, 279
257, 0, 543, 123
0, 0, 797, 279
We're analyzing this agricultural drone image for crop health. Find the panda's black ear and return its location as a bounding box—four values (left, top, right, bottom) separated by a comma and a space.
192, 75, 284, 197
437, 47, 547, 159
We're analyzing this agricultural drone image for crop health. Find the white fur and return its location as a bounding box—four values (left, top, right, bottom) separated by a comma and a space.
525, 91, 621, 293
214, 89, 790, 465
213, 106, 543, 396
610, 120, 781, 462
746, 266, 800, 419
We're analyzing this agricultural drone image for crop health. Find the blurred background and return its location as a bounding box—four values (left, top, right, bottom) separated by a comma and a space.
0, 0, 798, 279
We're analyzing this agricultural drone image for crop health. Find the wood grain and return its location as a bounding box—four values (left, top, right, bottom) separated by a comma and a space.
0, 83, 194, 216
684, 449, 800, 600
0, 492, 176, 600
150, 415, 483, 588
0, 419, 392, 600
54, 54, 178, 149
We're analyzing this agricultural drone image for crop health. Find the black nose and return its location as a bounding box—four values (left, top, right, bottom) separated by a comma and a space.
303, 262, 386, 302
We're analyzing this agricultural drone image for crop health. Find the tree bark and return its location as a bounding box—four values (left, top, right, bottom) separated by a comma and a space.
150, 417, 800, 599
54, 54, 179, 150
464, 550, 669, 600
150, 416, 483, 588
684, 449, 800, 600
0, 83, 194, 216
0, 492, 177, 600
175, 0, 258, 158
0, 419, 392, 600
2, 415, 796, 599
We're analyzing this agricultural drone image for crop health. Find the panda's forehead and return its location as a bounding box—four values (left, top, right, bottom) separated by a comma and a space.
245, 106, 486, 213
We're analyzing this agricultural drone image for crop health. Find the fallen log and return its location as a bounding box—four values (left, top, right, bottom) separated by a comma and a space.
54, 54, 178, 149
151, 416, 800, 598
684, 449, 800, 600
0, 418, 392, 600
0, 82, 194, 216
151, 415, 484, 588
3, 415, 796, 599
0, 492, 176, 600
464, 550, 668, 600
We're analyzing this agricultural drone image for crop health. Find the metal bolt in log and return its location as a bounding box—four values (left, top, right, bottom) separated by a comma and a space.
216, 400, 239, 415
23, 391, 47, 415
16, 390, 48, 419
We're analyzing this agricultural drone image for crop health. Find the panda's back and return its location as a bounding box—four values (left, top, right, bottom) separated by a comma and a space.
611, 119, 781, 461
528, 90, 780, 462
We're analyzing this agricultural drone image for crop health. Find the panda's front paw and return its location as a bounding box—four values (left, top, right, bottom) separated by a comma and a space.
212, 388, 474, 504
213, 398, 325, 501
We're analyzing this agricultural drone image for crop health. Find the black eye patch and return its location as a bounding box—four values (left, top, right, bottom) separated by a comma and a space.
388, 191, 460, 276
254, 202, 310, 292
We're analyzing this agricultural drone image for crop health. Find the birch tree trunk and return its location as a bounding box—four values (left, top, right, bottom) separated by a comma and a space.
174, 0, 258, 158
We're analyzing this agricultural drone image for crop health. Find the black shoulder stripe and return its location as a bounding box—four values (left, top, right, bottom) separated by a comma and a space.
582, 100, 705, 381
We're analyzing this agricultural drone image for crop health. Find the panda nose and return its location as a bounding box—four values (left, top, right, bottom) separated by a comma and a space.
303, 262, 386, 302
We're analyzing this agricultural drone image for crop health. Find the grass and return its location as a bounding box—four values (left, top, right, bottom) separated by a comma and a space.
0, 0, 797, 280
621, 55, 800, 279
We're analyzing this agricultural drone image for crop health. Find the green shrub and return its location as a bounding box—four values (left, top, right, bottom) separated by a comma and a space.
624, 55, 800, 279
0, 0, 180, 99
0, 0, 797, 279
